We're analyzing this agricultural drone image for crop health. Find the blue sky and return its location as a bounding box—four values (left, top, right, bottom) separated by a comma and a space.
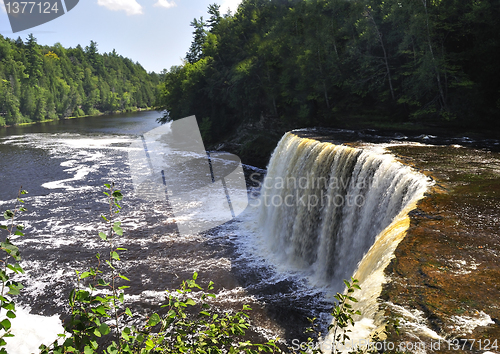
0, 0, 242, 73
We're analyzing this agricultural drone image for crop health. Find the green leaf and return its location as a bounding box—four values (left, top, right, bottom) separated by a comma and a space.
107, 343, 119, 354
0, 225, 7, 230
99, 323, 110, 335
125, 308, 133, 317
121, 331, 130, 341
2, 302, 15, 311
6, 263, 24, 274
145, 339, 155, 350
3, 210, 14, 220
80, 271, 92, 279
0, 319, 11, 330
7, 281, 23, 296
94, 328, 102, 338
119, 274, 130, 281
104, 184, 111, 188
1, 239, 21, 260
105, 260, 115, 270
147, 313, 161, 327
112, 190, 123, 201
99, 232, 107, 241
113, 222, 123, 236
6, 311, 15, 319
93, 305, 107, 316
75, 290, 90, 302
185, 298, 196, 306
111, 251, 120, 261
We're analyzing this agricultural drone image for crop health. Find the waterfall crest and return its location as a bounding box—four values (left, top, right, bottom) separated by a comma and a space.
257, 132, 429, 301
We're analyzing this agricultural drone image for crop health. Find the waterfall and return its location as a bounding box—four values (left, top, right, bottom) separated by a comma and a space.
257, 132, 429, 337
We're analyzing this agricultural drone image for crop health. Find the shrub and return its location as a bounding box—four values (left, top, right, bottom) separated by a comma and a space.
0, 188, 28, 354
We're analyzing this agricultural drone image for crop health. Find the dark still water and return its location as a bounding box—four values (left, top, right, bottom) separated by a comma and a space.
0, 112, 161, 200
0, 112, 327, 352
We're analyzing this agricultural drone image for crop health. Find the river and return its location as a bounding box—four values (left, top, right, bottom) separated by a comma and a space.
1, 112, 499, 353
0, 112, 329, 352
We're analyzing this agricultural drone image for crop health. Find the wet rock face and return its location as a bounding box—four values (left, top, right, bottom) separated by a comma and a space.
289, 129, 500, 350
383, 145, 500, 352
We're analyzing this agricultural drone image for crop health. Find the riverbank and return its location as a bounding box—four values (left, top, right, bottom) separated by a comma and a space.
0, 107, 156, 129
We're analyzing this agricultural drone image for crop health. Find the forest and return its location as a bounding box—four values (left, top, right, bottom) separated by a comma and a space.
157, 0, 500, 142
0, 34, 160, 127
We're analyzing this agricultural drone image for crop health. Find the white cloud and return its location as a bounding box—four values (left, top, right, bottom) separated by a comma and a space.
1, 0, 6, 13
97, 0, 143, 16
219, 0, 242, 14
153, 0, 176, 9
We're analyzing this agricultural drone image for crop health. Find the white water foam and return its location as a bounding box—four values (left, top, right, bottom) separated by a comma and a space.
449, 311, 494, 335
386, 302, 444, 340
236, 133, 433, 348
3, 307, 64, 354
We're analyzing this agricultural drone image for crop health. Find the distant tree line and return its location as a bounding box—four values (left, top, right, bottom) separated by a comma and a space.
0, 34, 160, 126
157, 0, 500, 140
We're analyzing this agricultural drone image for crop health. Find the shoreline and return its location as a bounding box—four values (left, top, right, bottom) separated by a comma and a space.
0, 107, 157, 129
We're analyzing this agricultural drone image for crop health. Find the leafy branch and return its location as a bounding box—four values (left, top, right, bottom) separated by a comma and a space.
0, 188, 27, 353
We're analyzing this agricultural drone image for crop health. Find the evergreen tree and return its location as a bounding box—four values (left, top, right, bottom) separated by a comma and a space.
0, 35, 159, 126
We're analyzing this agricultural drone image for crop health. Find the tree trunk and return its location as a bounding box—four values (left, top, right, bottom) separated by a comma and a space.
421, 0, 447, 110
366, 7, 395, 101
317, 48, 331, 109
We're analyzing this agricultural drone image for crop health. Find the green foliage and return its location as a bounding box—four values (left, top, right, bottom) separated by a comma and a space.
157, 0, 500, 134
0, 35, 160, 126
329, 278, 363, 346
199, 116, 213, 142
297, 278, 400, 354
0, 188, 27, 352
129, 273, 282, 353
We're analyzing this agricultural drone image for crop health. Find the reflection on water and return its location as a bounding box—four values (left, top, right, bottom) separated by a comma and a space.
0, 111, 163, 137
